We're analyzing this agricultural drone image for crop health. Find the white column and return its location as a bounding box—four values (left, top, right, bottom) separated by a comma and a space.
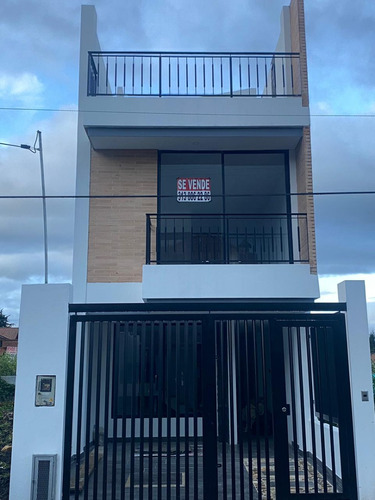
9, 284, 72, 500
338, 280, 375, 500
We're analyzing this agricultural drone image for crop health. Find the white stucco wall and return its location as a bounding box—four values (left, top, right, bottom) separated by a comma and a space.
143, 263, 319, 300
9, 284, 72, 500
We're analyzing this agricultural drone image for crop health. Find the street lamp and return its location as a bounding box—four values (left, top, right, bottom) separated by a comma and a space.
0, 131, 48, 284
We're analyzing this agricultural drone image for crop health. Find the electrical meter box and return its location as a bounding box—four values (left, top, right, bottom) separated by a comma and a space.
35, 375, 56, 406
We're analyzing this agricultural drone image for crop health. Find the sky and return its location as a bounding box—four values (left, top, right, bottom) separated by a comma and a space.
0, 0, 374, 328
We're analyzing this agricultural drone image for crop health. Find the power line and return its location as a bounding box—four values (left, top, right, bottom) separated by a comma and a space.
0, 106, 374, 118
0, 191, 375, 200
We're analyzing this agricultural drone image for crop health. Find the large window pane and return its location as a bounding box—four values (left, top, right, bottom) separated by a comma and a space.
159, 153, 224, 263
224, 153, 289, 263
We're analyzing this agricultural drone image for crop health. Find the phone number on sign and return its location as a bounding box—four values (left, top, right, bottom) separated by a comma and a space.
177, 190, 211, 202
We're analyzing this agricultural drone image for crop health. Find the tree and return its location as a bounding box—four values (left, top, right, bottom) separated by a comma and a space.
370, 330, 375, 354
0, 310, 12, 328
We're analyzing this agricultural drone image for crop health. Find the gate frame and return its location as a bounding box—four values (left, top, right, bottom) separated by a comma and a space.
62, 301, 357, 500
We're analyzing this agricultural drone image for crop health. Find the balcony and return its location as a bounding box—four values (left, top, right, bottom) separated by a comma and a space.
145, 213, 309, 266
88, 51, 301, 98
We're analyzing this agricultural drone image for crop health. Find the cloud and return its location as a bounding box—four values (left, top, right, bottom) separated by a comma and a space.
0, 109, 77, 324
0, 73, 44, 100
318, 273, 375, 331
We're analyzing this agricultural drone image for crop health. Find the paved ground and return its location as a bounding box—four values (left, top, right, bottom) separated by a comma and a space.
69, 440, 338, 499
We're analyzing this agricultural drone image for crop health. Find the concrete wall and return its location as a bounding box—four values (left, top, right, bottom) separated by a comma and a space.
338, 281, 375, 500
143, 264, 319, 300
9, 284, 72, 500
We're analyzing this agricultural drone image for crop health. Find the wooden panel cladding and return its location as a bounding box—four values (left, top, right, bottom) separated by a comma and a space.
87, 150, 157, 283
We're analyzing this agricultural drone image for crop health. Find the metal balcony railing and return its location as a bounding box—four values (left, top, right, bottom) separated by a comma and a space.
146, 213, 309, 265
88, 51, 301, 97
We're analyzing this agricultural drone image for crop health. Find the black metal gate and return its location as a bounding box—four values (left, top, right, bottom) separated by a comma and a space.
63, 305, 357, 499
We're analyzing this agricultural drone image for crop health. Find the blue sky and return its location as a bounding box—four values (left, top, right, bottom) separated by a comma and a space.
0, 0, 374, 327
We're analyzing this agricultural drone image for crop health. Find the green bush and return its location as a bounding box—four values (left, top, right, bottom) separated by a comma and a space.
0, 355, 16, 377
0, 400, 14, 500
0, 379, 14, 403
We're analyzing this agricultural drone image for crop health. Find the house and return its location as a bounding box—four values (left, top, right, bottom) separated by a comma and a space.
9, 1, 375, 499
0, 327, 18, 356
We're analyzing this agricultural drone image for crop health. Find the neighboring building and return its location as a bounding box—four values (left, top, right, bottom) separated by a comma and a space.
0, 327, 18, 356
9, 1, 375, 499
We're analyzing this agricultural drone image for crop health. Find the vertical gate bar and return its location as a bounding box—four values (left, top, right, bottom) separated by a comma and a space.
166, 322, 172, 500
62, 316, 78, 500
112, 322, 120, 500
93, 323, 103, 499
193, 322, 199, 500
288, 327, 300, 494
74, 321, 86, 500
244, 320, 254, 500
202, 315, 218, 500
261, 321, 271, 500
253, 321, 262, 498
269, 321, 290, 499
176, 321, 181, 499
157, 322, 164, 500
220, 321, 228, 500
121, 322, 128, 500
130, 323, 138, 500
184, 321, 190, 500
296, 327, 309, 493
139, 322, 147, 500
83, 322, 94, 500
228, 321, 236, 499
324, 326, 338, 493
148, 322, 155, 500
186, 57, 188, 94
102, 322, 112, 500
315, 326, 328, 492
306, 327, 319, 493
235, 321, 245, 500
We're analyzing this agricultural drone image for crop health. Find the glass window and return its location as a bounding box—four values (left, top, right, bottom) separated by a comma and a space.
158, 152, 291, 264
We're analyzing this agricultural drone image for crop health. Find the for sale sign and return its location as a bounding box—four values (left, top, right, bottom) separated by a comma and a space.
177, 178, 211, 202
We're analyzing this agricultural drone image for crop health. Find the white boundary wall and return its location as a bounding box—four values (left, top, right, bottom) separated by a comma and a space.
9, 284, 72, 500
338, 280, 375, 500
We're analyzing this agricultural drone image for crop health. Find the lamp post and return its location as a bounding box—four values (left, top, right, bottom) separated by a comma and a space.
0, 131, 49, 283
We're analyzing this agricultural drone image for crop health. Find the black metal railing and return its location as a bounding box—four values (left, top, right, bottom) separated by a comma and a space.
145, 213, 309, 265
88, 51, 301, 97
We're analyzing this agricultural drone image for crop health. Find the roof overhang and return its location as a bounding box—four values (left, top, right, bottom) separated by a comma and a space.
85, 126, 303, 151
